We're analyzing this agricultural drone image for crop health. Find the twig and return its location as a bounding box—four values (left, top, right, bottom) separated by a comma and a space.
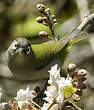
64, 99, 82, 110
42, 12, 56, 39
32, 100, 42, 110
47, 95, 58, 110
77, 13, 94, 31
70, 101, 82, 110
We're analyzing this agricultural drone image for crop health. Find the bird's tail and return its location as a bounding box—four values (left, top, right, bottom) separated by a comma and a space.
60, 29, 88, 45
52, 29, 88, 55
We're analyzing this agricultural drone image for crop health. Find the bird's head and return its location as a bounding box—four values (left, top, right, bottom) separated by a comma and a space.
7, 38, 32, 56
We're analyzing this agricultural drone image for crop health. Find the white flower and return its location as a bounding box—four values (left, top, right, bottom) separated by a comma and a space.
57, 78, 76, 98
56, 93, 64, 103
44, 86, 57, 103
16, 86, 36, 101
48, 64, 60, 85
48, 64, 60, 78
58, 77, 71, 87
42, 85, 58, 110
43, 64, 76, 109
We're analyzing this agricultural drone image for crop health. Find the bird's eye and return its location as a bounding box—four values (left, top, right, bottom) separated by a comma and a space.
12, 41, 18, 49
26, 46, 30, 55
15, 44, 17, 47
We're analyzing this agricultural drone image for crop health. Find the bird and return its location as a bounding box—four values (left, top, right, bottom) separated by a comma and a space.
1, 29, 87, 80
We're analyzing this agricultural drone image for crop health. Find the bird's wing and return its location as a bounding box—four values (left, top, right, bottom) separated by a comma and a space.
31, 40, 59, 69
51, 29, 88, 55
31, 29, 88, 69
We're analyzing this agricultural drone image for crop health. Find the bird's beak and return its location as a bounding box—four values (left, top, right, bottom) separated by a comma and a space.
15, 48, 24, 55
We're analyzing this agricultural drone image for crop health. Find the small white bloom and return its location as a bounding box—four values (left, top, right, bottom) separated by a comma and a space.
58, 77, 71, 87
48, 64, 60, 78
44, 86, 57, 103
48, 64, 60, 85
56, 94, 64, 103
16, 86, 36, 101
43, 64, 76, 109
58, 78, 75, 98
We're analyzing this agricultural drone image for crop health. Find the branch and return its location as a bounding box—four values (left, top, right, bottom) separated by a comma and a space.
77, 13, 94, 31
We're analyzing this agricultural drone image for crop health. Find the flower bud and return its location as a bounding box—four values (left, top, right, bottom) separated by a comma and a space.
80, 82, 87, 89
36, 17, 43, 23
71, 71, 77, 79
43, 17, 48, 23
39, 31, 48, 37
73, 81, 78, 88
77, 69, 87, 78
53, 19, 57, 23
46, 8, 50, 11
72, 94, 80, 102
75, 89, 83, 96
63, 105, 75, 110
67, 63, 76, 75
37, 4, 41, 9
37, 4, 45, 12
45, 8, 50, 15
51, 15, 55, 19
34, 86, 40, 94
41, 4, 45, 8
30, 90, 37, 96
80, 76, 87, 82
73, 81, 86, 89
53, 23, 58, 28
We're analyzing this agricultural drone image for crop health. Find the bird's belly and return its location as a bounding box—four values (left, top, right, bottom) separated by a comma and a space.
8, 55, 62, 80
8, 55, 33, 76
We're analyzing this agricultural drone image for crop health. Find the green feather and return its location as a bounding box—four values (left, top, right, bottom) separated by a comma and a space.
31, 29, 87, 69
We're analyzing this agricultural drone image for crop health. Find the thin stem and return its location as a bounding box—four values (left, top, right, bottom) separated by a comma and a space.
64, 99, 82, 110
47, 16, 55, 38
47, 99, 56, 110
42, 12, 56, 40
47, 95, 58, 110
71, 76, 77, 83
32, 100, 42, 110
70, 101, 82, 110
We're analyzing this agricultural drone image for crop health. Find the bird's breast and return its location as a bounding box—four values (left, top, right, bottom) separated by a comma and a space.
8, 55, 33, 76
8, 54, 62, 80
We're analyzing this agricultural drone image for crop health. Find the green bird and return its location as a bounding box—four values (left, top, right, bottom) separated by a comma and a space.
4, 29, 87, 80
